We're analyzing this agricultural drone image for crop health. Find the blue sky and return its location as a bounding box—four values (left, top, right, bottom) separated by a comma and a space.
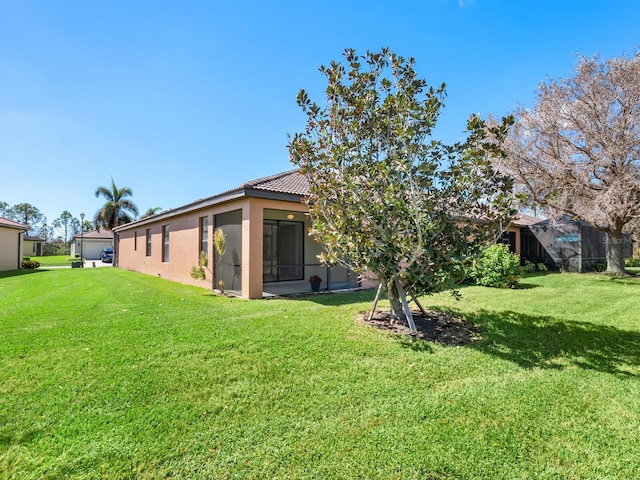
1, 0, 638, 226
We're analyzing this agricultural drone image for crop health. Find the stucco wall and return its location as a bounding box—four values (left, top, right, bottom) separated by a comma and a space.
117, 197, 309, 296
0, 227, 22, 271
116, 197, 356, 298
118, 209, 210, 289
23, 240, 42, 256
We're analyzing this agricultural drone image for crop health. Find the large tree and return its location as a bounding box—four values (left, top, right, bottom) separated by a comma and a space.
52, 210, 78, 253
503, 52, 640, 274
8, 203, 45, 234
94, 178, 138, 266
0, 201, 9, 218
289, 48, 515, 329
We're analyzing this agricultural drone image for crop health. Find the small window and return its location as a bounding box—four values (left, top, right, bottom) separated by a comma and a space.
200, 216, 208, 261
146, 229, 152, 256
134, 231, 138, 251
162, 225, 170, 262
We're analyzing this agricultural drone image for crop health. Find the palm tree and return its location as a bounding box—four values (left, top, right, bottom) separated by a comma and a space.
94, 178, 139, 266
140, 206, 162, 219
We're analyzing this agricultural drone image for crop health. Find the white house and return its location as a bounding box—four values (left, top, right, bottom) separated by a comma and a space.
70, 229, 114, 260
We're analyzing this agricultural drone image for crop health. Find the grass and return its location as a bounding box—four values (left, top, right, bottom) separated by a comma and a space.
1, 268, 639, 479
28, 255, 83, 267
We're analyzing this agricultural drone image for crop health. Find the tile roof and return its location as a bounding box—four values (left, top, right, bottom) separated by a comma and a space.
73, 229, 114, 239
512, 213, 545, 227
0, 217, 29, 230
242, 169, 309, 196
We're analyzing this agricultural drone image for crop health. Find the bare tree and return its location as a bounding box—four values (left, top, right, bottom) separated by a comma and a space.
52, 211, 78, 254
503, 52, 640, 274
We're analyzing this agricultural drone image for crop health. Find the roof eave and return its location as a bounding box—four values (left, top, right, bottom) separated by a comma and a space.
113, 187, 307, 232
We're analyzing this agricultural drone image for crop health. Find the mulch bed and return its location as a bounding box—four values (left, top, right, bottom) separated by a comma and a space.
357, 309, 481, 346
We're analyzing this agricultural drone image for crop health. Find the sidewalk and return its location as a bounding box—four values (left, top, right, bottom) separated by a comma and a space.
45, 260, 114, 269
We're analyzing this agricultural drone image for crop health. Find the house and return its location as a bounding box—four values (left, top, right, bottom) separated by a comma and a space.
70, 229, 114, 260
114, 170, 630, 296
503, 214, 631, 272
113, 170, 359, 298
23, 235, 44, 257
0, 217, 29, 271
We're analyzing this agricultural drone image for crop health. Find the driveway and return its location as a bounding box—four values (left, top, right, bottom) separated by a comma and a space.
84, 259, 113, 268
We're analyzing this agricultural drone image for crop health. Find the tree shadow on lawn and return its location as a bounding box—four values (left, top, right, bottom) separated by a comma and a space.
430, 308, 640, 377
609, 276, 640, 286
0, 269, 48, 279
281, 288, 378, 306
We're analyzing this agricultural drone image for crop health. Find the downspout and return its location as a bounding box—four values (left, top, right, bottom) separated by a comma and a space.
18, 231, 25, 269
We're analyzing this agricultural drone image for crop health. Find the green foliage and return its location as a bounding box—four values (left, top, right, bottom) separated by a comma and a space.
595, 261, 607, 272
94, 177, 139, 229
289, 48, 515, 319
624, 257, 640, 267
189, 265, 205, 280
42, 240, 66, 256
140, 206, 162, 219
21, 259, 40, 269
189, 252, 208, 280
523, 260, 548, 273
214, 228, 226, 293
471, 244, 522, 288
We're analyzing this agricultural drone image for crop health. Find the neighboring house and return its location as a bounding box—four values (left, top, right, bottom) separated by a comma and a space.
70, 229, 114, 260
113, 170, 360, 299
0, 217, 28, 271
503, 214, 631, 272
23, 235, 44, 257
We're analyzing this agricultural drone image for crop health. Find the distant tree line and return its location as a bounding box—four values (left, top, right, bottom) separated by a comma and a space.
0, 202, 90, 255
2, 178, 141, 257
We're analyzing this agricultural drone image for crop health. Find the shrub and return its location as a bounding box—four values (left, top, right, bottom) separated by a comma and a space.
522, 260, 536, 273
22, 260, 41, 269
189, 252, 208, 280
595, 261, 607, 272
537, 263, 548, 272
625, 257, 640, 267
471, 244, 522, 288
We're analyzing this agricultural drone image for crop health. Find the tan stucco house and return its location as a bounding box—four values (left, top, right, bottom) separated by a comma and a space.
23, 235, 44, 257
0, 217, 28, 271
113, 170, 360, 298
70, 229, 114, 260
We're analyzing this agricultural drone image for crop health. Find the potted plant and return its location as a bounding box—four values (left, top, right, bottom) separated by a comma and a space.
309, 275, 322, 292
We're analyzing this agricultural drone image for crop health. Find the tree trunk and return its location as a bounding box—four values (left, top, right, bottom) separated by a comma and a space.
384, 278, 407, 322
606, 230, 625, 274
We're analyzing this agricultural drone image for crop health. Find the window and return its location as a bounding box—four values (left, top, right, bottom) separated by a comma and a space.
162, 225, 170, 262
200, 216, 208, 260
134, 231, 138, 251
146, 229, 152, 256
263, 220, 304, 282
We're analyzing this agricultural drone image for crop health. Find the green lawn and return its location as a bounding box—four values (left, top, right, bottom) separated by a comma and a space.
1, 268, 639, 479
28, 255, 82, 267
